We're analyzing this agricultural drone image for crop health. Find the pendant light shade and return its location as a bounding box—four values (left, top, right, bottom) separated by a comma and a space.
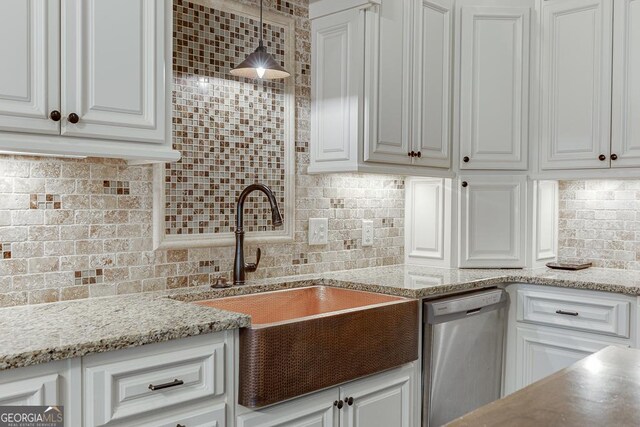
231, 41, 290, 80
231, 0, 290, 80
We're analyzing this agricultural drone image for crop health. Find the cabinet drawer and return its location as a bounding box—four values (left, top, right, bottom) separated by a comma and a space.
130, 403, 226, 427
516, 289, 631, 338
84, 334, 226, 426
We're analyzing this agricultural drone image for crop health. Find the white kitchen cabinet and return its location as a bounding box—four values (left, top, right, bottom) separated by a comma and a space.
310, 7, 365, 173
513, 326, 625, 390
611, 0, 640, 167
339, 363, 417, 427
236, 362, 419, 427
236, 388, 338, 427
82, 332, 232, 427
62, 0, 167, 144
539, 0, 613, 170
458, 3, 532, 170
458, 176, 527, 268
364, 0, 413, 166
412, 0, 453, 169
0, 359, 82, 427
0, 0, 60, 135
309, 0, 452, 176
0, 0, 178, 162
404, 178, 452, 268
504, 284, 636, 395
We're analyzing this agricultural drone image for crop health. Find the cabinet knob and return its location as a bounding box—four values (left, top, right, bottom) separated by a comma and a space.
416, 151, 422, 158
463, 156, 470, 163
50, 110, 61, 122
68, 113, 80, 124
346, 397, 354, 406
598, 154, 606, 161
611, 153, 618, 161
176, 424, 186, 427
462, 181, 468, 188
334, 400, 344, 409
407, 152, 412, 157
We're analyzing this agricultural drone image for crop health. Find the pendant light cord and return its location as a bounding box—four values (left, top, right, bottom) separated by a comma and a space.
259, 0, 264, 48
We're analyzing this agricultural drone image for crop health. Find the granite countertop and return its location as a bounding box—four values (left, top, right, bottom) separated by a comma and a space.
448, 346, 640, 426
3, 264, 640, 371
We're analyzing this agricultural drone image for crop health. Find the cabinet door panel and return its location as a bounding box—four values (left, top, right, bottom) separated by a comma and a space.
364, 0, 413, 165
236, 389, 337, 427
540, 0, 613, 169
459, 176, 526, 268
515, 326, 625, 390
62, 0, 167, 143
459, 6, 531, 170
612, 0, 640, 167
340, 364, 416, 427
311, 8, 363, 170
413, 0, 452, 168
0, 0, 60, 135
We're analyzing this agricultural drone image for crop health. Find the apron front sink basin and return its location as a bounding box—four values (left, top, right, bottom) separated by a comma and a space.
194, 286, 419, 408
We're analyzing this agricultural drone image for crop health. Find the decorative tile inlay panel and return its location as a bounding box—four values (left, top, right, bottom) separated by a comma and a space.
164, 0, 292, 241
30, 194, 61, 210
74, 269, 104, 286
103, 181, 130, 195
1, 243, 11, 260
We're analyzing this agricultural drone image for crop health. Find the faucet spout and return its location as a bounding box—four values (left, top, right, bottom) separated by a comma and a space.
233, 184, 283, 285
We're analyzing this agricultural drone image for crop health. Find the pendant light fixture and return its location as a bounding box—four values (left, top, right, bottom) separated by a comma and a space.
230, 0, 290, 80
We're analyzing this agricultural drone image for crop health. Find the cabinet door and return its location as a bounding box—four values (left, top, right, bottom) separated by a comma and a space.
62, 0, 167, 144
311, 8, 364, 173
459, 175, 527, 268
236, 389, 337, 427
405, 178, 451, 267
611, 0, 640, 167
0, 0, 60, 135
540, 0, 613, 170
459, 5, 531, 170
514, 326, 626, 390
364, 0, 413, 166
339, 364, 416, 427
412, 0, 452, 168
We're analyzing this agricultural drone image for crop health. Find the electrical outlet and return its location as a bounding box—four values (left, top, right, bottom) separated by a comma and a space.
362, 220, 374, 247
309, 218, 328, 245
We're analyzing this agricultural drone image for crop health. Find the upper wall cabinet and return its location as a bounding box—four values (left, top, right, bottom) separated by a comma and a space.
457, 2, 532, 170
309, 0, 453, 176
539, 0, 613, 170
611, 0, 640, 167
0, 0, 178, 163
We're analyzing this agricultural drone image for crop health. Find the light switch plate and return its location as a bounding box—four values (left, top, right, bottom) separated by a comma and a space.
309, 218, 328, 245
362, 220, 374, 247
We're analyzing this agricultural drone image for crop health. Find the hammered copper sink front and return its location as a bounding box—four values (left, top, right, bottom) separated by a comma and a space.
195, 286, 419, 408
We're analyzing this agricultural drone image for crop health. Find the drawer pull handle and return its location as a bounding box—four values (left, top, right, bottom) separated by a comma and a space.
556, 310, 579, 317
148, 379, 184, 391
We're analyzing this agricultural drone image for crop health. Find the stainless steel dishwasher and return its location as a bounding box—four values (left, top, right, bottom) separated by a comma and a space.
423, 288, 507, 426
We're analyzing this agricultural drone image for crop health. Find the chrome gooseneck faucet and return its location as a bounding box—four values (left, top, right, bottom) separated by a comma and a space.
233, 184, 283, 285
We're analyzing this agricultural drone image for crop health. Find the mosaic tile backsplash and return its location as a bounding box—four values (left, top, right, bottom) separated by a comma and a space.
0, 0, 405, 307
169, 0, 288, 235
558, 180, 640, 270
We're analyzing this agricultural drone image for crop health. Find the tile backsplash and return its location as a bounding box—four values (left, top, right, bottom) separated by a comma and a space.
558, 180, 640, 269
0, 0, 404, 307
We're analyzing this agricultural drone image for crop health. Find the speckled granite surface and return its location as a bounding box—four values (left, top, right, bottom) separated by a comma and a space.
0, 294, 249, 371
3, 265, 640, 372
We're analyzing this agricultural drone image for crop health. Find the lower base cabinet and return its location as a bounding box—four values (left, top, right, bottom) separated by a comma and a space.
513, 326, 626, 390
236, 362, 419, 427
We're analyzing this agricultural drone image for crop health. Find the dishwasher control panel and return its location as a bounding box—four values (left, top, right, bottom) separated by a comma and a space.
429, 289, 503, 316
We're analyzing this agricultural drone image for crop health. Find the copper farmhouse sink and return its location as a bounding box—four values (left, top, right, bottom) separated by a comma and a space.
195, 286, 419, 408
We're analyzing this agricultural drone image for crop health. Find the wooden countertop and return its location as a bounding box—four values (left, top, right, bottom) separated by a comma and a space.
448, 346, 640, 427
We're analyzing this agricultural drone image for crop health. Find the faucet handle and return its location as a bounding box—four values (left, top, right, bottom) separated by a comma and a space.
245, 248, 261, 272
